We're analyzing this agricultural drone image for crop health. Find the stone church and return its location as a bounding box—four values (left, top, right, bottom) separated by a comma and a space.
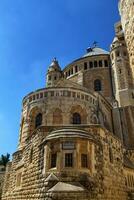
1, 1, 134, 200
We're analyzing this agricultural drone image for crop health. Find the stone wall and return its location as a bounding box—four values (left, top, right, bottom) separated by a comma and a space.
63, 54, 113, 102
124, 166, 134, 200
0, 168, 5, 200
119, 106, 134, 149
83, 67, 112, 100
2, 126, 128, 200
119, 0, 134, 80
19, 87, 113, 149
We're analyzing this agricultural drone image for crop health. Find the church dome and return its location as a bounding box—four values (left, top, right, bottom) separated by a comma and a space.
83, 47, 109, 58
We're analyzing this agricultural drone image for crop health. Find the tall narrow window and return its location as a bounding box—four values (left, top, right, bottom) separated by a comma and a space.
72, 113, 81, 124
71, 68, 73, 74
75, 65, 78, 73
66, 72, 68, 77
104, 60, 108, 67
84, 62, 87, 70
81, 154, 88, 168
119, 69, 122, 74
16, 172, 22, 187
35, 113, 42, 128
48, 76, 51, 80
51, 153, 57, 168
94, 61, 98, 68
99, 60, 103, 67
29, 148, 33, 163
65, 153, 73, 167
116, 51, 120, 57
94, 79, 102, 91
89, 61, 93, 68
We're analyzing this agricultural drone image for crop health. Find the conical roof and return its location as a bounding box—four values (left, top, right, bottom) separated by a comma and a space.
48, 182, 86, 192
48, 58, 61, 72
112, 37, 119, 44
45, 173, 59, 182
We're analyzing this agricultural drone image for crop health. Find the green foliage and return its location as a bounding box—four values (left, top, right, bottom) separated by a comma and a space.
0, 153, 10, 167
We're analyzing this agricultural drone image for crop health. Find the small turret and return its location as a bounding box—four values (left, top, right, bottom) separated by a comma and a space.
46, 58, 62, 87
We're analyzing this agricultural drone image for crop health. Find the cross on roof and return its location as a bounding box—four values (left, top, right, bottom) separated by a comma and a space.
92, 41, 98, 48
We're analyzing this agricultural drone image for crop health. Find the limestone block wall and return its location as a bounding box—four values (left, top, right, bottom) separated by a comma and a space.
83, 67, 112, 101
97, 94, 114, 133
2, 162, 12, 198
112, 107, 123, 140
119, 106, 134, 149
0, 169, 5, 200
2, 126, 128, 200
99, 129, 126, 199
119, 0, 134, 79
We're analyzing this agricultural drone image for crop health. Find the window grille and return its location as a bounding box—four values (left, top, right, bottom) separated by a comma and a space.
81, 154, 88, 168
72, 113, 81, 124
35, 113, 42, 128
65, 153, 73, 167
94, 79, 102, 91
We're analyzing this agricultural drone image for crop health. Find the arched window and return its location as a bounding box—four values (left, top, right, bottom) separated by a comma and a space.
94, 79, 102, 91
73, 113, 81, 124
35, 113, 42, 128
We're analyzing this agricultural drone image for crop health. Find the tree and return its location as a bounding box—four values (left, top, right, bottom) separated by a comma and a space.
0, 153, 10, 167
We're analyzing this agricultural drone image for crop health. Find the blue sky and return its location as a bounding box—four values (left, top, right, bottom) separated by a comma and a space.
0, 0, 120, 156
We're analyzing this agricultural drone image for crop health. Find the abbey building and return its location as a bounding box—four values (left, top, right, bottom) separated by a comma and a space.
1, 1, 134, 200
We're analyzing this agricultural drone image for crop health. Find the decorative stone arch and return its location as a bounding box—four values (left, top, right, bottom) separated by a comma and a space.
90, 114, 98, 124
28, 106, 43, 135
52, 108, 63, 125
70, 105, 87, 124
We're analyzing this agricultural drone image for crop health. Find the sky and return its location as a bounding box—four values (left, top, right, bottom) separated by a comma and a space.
0, 0, 120, 156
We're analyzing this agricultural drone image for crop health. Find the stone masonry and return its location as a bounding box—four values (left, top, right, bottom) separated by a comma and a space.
1, 1, 134, 200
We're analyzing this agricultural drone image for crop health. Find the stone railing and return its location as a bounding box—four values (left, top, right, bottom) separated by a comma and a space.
22, 88, 97, 107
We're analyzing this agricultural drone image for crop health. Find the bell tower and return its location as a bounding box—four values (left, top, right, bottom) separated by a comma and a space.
46, 58, 62, 87
110, 21, 134, 107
